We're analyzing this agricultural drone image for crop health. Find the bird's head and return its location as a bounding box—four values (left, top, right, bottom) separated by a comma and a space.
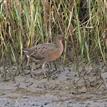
55, 35, 65, 41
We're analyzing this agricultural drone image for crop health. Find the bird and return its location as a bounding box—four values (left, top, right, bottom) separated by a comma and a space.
23, 35, 64, 77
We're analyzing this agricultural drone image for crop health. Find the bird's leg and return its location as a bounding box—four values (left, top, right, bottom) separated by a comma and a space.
53, 62, 57, 71
47, 62, 57, 72
25, 55, 33, 76
42, 62, 47, 78
26, 55, 30, 66
46, 62, 57, 78
47, 63, 51, 71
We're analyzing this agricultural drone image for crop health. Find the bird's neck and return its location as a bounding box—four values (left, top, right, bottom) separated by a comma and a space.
56, 39, 63, 52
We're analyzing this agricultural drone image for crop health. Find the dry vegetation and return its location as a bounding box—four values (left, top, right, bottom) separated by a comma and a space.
0, 0, 107, 66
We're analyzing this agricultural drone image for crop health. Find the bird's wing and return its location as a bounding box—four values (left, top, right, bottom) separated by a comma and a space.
30, 43, 57, 60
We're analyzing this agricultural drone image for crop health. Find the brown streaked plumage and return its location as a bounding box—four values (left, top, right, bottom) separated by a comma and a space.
23, 35, 64, 76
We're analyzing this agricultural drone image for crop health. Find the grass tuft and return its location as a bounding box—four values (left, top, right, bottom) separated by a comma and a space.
0, 0, 106, 66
